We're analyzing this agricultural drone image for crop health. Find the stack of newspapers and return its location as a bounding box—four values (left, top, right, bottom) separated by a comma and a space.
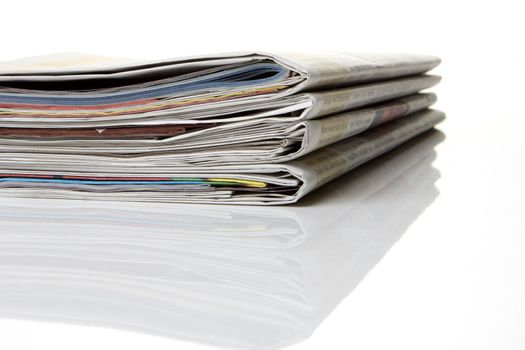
0, 52, 444, 205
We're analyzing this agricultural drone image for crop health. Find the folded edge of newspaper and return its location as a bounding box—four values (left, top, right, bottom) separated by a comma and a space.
0, 109, 445, 205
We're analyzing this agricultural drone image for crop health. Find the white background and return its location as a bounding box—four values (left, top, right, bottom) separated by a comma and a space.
1, 1, 524, 349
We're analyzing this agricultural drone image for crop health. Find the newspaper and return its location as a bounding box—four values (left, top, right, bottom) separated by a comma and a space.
0, 51, 443, 205
0, 51, 439, 124
0, 109, 445, 205
0, 93, 437, 164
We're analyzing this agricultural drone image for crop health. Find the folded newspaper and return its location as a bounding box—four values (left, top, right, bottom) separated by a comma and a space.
0, 51, 444, 205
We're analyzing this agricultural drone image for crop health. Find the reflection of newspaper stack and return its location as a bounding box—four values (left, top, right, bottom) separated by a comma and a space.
0, 52, 445, 204
0, 130, 444, 349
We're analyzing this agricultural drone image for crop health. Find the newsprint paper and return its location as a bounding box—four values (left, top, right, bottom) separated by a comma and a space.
0, 51, 444, 204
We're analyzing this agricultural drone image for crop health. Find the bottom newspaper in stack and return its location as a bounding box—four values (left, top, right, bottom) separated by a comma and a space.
0, 108, 445, 205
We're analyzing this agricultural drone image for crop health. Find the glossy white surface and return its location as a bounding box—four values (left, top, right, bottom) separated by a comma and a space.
1, 1, 524, 349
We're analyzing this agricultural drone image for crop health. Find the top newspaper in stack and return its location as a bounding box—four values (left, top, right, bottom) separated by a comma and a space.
0, 52, 444, 204
0, 51, 439, 123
